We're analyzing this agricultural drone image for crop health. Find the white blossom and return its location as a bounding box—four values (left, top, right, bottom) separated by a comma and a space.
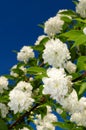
76, 0, 86, 18
44, 15, 64, 36
0, 76, 8, 93
65, 61, 77, 74
10, 64, 27, 77
83, 27, 86, 35
70, 111, 86, 127
8, 81, 34, 114
0, 103, 9, 118
61, 89, 78, 114
42, 68, 72, 104
34, 35, 47, 45
42, 39, 70, 68
34, 106, 57, 130
17, 46, 34, 63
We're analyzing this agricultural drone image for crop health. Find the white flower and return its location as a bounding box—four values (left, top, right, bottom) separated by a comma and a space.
34, 106, 57, 130
42, 68, 72, 103
83, 27, 86, 35
35, 35, 47, 45
70, 97, 86, 127
65, 61, 77, 74
17, 46, 34, 63
76, 0, 86, 18
8, 81, 34, 114
10, 65, 27, 77
0, 76, 8, 93
19, 127, 30, 130
61, 89, 78, 114
42, 39, 70, 68
44, 16, 64, 36
0, 103, 9, 118
70, 111, 86, 127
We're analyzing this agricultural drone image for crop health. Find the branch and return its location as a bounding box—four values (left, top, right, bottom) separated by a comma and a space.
9, 96, 46, 129
72, 71, 86, 82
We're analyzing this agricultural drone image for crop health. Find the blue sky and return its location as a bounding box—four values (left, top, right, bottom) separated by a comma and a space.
0, 0, 74, 75
0, 0, 74, 129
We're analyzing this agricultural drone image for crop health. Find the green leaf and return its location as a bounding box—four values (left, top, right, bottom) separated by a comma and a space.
79, 82, 86, 95
27, 67, 46, 75
59, 10, 76, 17
0, 95, 9, 103
0, 119, 8, 130
53, 121, 75, 130
77, 56, 86, 71
75, 18, 86, 24
61, 16, 72, 23
61, 30, 86, 47
72, 35, 86, 47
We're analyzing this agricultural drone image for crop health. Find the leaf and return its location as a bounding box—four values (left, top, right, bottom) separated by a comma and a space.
59, 10, 76, 17
53, 121, 75, 130
77, 56, 86, 71
27, 67, 46, 75
79, 82, 86, 95
0, 119, 8, 130
72, 35, 86, 47
75, 18, 86, 24
61, 16, 72, 23
61, 30, 86, 47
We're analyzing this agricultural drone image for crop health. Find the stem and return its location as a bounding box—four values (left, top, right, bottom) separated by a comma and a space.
9, 96, 46, 129
72, 71, 86, 82
9, 103, 39, 129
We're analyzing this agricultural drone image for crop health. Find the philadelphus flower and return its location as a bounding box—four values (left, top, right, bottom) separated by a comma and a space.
76, 0, 86, 18
65, 61, 77, 74
44, 15, 64, 36
35, 35, 47, 45
10, 64, 27, 77
42, 68, 72, 103
17, 46, 34, 63
0, 76, 8, 93
61, 89, 78, 114
8, 81, 34, 114
42, 39, 70, 68
83, 27, 86, 35
70, 97, 86, 127
0, 103, 9, 118
34, 106, 57, 130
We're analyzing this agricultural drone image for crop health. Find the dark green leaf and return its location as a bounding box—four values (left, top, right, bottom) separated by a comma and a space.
0, 119, 8, 130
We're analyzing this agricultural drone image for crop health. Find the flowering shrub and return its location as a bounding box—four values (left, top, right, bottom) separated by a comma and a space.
0, 0, 86, 130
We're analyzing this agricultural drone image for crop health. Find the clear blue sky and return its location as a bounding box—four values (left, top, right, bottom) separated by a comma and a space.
0, 1, 74, 129
0, 0, 74, 75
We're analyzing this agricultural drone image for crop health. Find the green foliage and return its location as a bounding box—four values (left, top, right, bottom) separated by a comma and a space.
77, 56, 86, 71
0, 119, 8, 130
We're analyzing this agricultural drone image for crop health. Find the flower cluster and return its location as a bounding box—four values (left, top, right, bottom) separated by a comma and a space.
0, 103, 8, 118
0, 76, 8, 94
42, 39, 71, 68
8, 81, 34, 114
76, 0, 86, 18
0, 0, 86, 130
34, 106, 57, 130
17, 46, 34, 63
42, 67, 73, 104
